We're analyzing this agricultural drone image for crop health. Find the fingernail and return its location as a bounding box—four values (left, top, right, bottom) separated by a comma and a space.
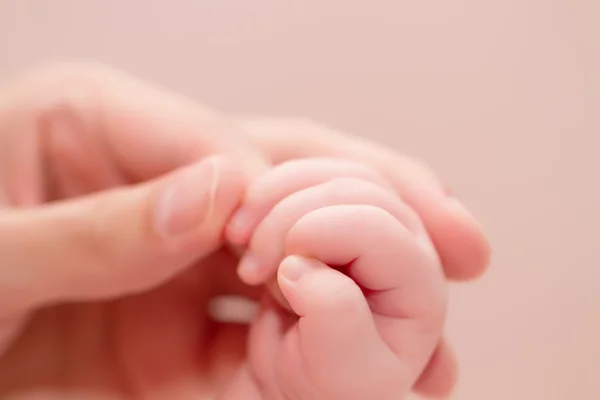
279, 256, 310, 282
154, 159, 218, 236
237, 252, 261, 283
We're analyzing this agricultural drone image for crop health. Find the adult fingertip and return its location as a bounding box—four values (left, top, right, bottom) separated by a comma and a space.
412, 187, 491, 281
413, 341, 459, 398
445, 198, 491, 255
154, 157, 218, 237
439, 198, 491, 281
154, 155, 246, 239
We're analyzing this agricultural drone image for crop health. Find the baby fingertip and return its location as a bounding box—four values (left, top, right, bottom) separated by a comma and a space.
237, 251, 263, 283
277, 256, 312, 317
226, 207, 252, 244
278, 255, 312, 283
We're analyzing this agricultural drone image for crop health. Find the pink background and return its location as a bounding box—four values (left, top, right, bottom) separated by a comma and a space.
0, 1, 598, 398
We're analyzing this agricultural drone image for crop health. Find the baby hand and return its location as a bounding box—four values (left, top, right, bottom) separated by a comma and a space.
226, 158, 447, 400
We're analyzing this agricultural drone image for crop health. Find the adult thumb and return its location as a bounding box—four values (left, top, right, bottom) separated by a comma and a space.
0, 156, 245, 316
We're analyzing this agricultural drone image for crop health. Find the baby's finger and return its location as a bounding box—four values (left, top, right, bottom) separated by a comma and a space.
239, 117, 490, 281
286, 205, 445, 376
226, 158, 392, 245
237, 178, 431, 285
288, 205, 456, 397
277, 256, 407, 400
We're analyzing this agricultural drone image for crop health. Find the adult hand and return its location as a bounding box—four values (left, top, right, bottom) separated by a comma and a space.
0, 63, 490, 399
0, 63, 267, 398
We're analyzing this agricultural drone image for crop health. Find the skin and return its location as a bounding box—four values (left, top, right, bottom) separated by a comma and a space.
223, 159, 446, 399
235, 123, 490, 397
0, 63, 490, 399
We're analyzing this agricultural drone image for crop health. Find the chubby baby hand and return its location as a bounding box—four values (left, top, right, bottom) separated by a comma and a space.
226, 158, 447, 400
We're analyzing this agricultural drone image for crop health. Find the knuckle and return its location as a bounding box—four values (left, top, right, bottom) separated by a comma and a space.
13, 62, 106, 104
325, 178, 425, 234
8, 63, 105, 140
324, 177, 380, 198
24, 61, 117, 90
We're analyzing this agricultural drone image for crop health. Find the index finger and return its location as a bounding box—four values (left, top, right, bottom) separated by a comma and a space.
0, 63, 267, 205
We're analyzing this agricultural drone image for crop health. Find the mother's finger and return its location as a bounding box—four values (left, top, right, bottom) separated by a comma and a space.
0, 156, 245, 316
413, 339, 459, 398
0, 63, 267, 206
238, 117, 490, 281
